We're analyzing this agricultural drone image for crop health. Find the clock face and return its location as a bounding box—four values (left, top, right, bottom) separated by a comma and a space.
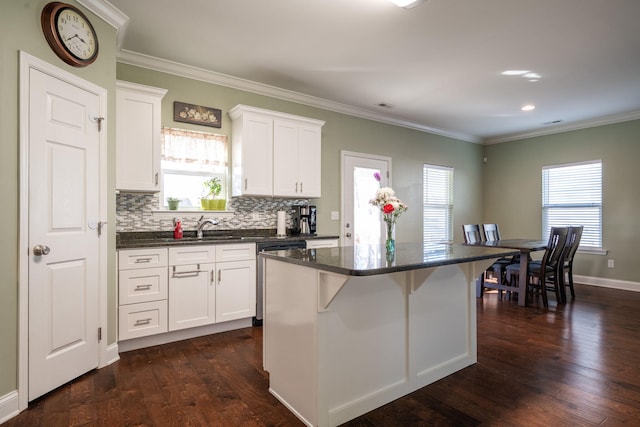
41, 2, 99, 67
56, 8, 97, 60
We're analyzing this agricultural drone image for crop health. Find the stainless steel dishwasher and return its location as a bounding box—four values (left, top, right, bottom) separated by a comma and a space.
254, 239, 307, 326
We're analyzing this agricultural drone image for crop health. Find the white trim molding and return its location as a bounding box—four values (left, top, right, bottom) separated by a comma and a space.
0, 391, 19, 424
575, 275, 640, 293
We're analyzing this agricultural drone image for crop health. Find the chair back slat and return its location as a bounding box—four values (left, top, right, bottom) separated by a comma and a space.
563, 225, 584, 265
482, 224, 501, 242
540, 227, 569, 271
462, 224, 483, 244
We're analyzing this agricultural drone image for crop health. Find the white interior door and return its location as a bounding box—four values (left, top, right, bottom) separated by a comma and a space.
341, 152, 391, 247
28, 67, 101, 400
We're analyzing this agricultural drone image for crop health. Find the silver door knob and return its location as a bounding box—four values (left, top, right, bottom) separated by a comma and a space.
33, 245, 50, 256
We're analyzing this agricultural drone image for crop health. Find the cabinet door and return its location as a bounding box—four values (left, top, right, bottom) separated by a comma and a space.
297, 124, 322, 198
215, 260, 256, 323
168, 263, 215, 331
232, 112, 273, 196
115, 81, 166, 192
273, 119, 300, 197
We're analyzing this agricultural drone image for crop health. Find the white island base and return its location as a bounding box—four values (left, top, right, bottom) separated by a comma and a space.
263, 256, 496, 427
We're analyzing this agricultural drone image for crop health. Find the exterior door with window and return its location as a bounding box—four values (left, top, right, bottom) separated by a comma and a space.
342, 151, 391, 248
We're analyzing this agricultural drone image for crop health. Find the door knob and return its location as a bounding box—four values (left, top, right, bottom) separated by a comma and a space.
33, 245, 50, 256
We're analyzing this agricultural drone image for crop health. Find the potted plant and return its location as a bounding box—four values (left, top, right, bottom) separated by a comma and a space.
167, 197, 181, 210
202, 177, 225, 210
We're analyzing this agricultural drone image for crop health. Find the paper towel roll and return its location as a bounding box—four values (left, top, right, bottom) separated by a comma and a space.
277, 211, 287, 237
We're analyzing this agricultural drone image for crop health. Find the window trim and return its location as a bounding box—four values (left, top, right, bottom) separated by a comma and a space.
541, 159, 604, 252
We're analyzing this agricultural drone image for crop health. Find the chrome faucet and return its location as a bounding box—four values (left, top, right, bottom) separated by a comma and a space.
196, 215, 219, 239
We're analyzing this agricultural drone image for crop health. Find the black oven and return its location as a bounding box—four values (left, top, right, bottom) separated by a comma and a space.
254, 240, 307, 326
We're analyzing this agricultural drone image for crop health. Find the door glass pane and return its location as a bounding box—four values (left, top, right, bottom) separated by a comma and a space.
353, 167, 382, 247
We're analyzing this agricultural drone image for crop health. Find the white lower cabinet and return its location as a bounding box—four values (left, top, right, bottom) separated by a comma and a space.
119, 243, 256, 344
168, 243, 256, 331
118, 248, 169, 340
168, 262, 216, 331
216, 259, 256, 322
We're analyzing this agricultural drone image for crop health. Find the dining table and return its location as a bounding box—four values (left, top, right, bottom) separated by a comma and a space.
466, 239, 547, 306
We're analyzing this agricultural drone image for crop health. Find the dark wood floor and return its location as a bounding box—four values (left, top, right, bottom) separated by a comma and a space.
5, 284, 640, 426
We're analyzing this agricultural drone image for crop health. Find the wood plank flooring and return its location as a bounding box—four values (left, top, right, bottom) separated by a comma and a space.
4, 284, 640, 426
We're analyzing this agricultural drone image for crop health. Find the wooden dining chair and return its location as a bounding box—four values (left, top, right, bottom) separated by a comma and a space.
462, 224, 483, 244
506, 227, 569, 307
558, 225, 583, 302
463, 224, 514, 299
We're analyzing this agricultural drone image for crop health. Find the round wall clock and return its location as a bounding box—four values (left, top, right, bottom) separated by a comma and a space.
41, 2, 99, 67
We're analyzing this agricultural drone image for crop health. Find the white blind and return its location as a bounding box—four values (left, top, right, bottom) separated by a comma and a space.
423, 165, 453, 244
542, 160, 602, 248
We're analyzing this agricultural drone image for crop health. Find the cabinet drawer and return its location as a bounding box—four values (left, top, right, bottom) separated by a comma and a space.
119, 248, 168, 269
119, 300, 168, 340
216, 243, 256, 262
306, 239, 339, 249
119, 267, 168, 305
169, 245, 216, 265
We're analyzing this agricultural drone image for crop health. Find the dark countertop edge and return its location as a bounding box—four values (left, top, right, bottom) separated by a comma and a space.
116, 230, 339, 249
260, 247, 520, 276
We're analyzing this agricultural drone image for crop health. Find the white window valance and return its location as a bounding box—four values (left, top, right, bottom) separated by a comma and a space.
161, 127, 228, 167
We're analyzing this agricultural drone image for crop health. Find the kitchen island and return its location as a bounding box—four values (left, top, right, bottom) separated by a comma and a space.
261, 243, 518, 427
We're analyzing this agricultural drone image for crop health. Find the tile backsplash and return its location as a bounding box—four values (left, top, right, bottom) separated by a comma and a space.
116, 193, 310, 232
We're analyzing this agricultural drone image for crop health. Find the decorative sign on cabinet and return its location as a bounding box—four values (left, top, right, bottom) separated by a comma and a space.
116, 81, 167, 192
229, 105, 325, 198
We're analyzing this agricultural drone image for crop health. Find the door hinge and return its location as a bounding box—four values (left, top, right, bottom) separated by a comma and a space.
98, 327, 102, 342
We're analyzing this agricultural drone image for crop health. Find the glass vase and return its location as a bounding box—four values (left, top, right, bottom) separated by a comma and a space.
385, 219, 396, 259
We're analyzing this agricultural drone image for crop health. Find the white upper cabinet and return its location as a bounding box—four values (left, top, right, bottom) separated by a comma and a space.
116, 81, 167, 192
229, 105, 324, 198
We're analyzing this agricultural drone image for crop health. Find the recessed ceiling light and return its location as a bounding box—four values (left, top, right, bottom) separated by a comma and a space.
388, 0, 426, 9
523, 72, 541, 79
522, 105, 536, 111
501, 70, 530, 76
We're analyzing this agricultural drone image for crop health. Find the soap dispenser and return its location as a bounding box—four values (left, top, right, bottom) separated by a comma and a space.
174, 219, 183, 239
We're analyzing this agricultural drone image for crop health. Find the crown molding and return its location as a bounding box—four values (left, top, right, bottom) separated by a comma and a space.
76, 0, 129, 49
484, 110, 640, 144
116, 49, 480, 143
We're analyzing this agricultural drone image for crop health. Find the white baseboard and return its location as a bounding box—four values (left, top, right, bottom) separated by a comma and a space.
0, 391, 19, 424
103, 342, 120, 367
574, 275, 640, 292
118, 318, 253, 353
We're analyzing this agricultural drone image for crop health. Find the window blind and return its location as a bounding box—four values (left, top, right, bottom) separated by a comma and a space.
542, 160, 602, 248
423, 165, 453, 245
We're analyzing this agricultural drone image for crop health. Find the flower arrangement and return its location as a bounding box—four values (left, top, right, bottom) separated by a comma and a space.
369, 172, 407, 256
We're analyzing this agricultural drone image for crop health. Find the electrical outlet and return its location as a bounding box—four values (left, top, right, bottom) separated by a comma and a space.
331, 211, 339, 220
608, 259, 615, 268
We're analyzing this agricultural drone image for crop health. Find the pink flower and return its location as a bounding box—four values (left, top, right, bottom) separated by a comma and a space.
374, 172, 381, 182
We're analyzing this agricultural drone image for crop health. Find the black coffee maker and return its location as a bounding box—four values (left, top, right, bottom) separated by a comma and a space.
292, 205, 317, 235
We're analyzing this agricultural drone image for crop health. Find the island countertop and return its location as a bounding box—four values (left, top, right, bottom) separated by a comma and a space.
259, 243, 519, 276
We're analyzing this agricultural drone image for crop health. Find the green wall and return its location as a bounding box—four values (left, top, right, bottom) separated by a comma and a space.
483, 119, 640, 282
116, 63, 485, 243
0, 0, 117, 398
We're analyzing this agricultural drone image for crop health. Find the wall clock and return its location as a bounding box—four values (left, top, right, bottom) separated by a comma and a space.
41, 2, 99, 67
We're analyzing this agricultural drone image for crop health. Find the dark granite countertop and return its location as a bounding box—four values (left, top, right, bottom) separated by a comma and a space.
260, 243, 519, 276
116, 230, 339, 249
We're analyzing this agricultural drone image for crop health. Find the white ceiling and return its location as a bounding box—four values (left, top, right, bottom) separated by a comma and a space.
99, 0, 640, 143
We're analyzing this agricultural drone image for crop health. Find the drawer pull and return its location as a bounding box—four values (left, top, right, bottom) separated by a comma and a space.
134, 284, 152, 291
134, 258, 152, 263
172, 265, 206, 277
134, 318, 152, 326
